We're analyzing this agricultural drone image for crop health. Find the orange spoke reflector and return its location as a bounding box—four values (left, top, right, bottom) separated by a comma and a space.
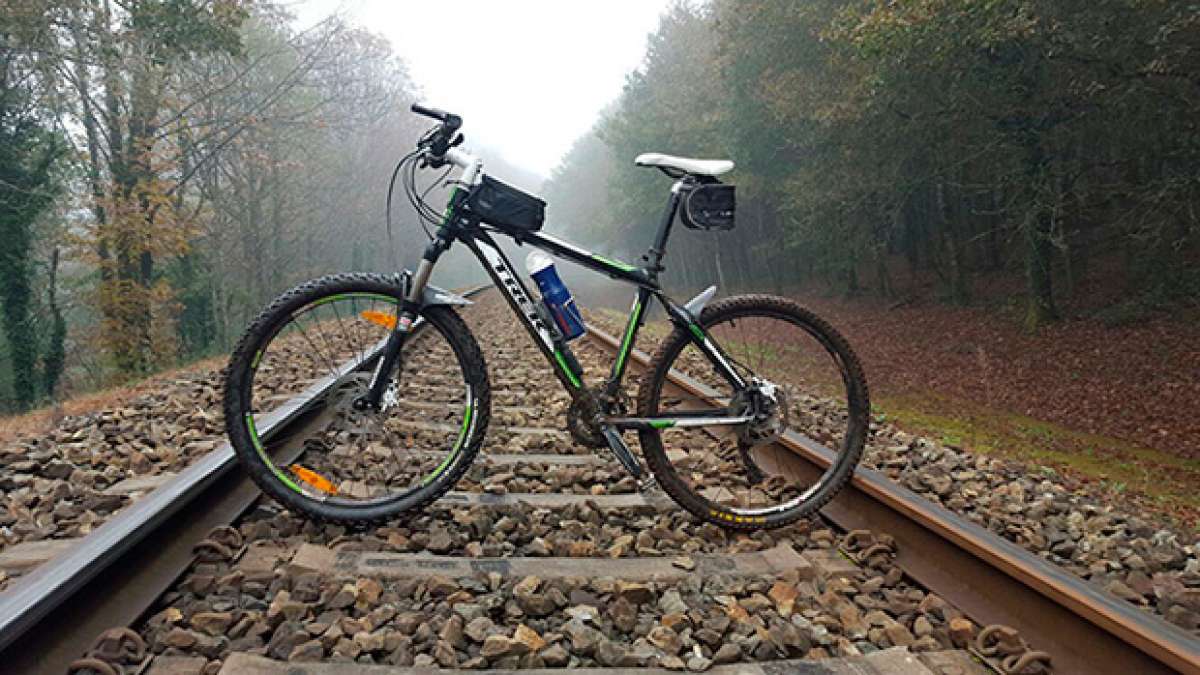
360, 309, 398, 329
290, 464, 339, 495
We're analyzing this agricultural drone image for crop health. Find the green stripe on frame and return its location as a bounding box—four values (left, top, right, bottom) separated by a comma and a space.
555, 350, 582, 388
592, 254, 637, 273
615, 299, 643, 374
441, 186, 462, 225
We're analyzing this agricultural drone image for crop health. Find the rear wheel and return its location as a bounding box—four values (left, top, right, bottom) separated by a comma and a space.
223, 273, 490, 524
637, 294, 869, 530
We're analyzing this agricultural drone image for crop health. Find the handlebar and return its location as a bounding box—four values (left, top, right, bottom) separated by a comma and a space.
411, 102, 461, 131
411, 102, 463, 160
410, 102, 446, 120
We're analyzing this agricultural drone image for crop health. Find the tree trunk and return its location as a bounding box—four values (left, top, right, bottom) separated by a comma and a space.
43, 248, 66, 399
1020, 137, 1059, 330
1023, 207, 1058, 329
0, 208, 36, 409
938, 182, 970, 305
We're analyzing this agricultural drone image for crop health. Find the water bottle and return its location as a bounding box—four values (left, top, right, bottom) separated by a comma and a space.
526, 251, 586, 341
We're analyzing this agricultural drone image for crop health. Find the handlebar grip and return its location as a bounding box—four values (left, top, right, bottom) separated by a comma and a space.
411, 103, 448, 121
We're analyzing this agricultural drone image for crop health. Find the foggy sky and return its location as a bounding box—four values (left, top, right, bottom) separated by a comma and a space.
294, 0, 673, 178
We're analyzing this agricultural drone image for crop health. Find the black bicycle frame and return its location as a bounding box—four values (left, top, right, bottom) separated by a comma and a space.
375, 178, 751, 440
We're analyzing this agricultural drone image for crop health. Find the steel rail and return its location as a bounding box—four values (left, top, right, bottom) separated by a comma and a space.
586, 324, 1200, 675
0, 284, 491, 675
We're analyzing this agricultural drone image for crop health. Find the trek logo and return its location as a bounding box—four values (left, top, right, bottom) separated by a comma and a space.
478, 244, 554, 348
495, 262, 550, 335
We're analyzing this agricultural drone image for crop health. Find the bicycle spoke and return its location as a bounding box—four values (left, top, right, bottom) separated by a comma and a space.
332, 299, 364, 370
240, 291, 473, 509
290, 315, 341, 382
304, 311, 348, 377
648, 300, 864, 523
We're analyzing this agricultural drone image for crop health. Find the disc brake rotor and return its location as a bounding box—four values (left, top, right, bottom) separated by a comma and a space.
736, 379, 789, 447
326, 373, 381, 434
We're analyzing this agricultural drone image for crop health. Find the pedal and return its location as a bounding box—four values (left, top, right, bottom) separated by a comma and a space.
602, 426, 675, 513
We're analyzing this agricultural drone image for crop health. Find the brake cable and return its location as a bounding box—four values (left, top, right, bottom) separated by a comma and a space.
385, 150, 420, 267
384, 123, 462, 260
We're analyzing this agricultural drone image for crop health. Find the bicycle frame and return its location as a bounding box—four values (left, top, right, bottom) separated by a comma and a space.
464, 229, 751, 407
372, 146, 754, 477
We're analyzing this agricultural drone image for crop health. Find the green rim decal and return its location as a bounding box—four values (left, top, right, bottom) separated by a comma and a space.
299, 292, 400, 323
649, 419, 675, 429
592, 254, 637, 273
247, 413, 302, 493
424, 397, 472, 486
308, 293, 346, 307
689, 324, 706, 342
309, 292, 399, 309
251, 349, 262, 369
555, 350, 582, 388
615, 300, 643, 375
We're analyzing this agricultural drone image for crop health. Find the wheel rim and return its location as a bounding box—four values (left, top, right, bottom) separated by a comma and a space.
242, 292, 474, 507
648, 308, 862, 518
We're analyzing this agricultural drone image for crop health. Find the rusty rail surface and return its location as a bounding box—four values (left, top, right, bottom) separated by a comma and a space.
586, 323, 1200, 675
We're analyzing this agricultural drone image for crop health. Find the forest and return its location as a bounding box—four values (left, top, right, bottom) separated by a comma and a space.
0, 0, 465, 410
546, 1, 1200, 327
1, 0, 1198, 414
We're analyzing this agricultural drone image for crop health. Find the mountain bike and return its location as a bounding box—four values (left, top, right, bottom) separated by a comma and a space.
223, 104, 869, 531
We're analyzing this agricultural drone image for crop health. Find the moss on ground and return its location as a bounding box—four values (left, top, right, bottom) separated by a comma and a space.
592, 309, 1200, 530
875, 393, 1200, 530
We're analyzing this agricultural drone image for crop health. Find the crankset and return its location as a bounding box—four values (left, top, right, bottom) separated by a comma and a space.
566, 386, 631, 448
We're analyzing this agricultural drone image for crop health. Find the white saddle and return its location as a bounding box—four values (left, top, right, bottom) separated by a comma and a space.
635, 153, 734, 177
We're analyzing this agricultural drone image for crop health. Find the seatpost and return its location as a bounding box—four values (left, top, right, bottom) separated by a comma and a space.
644, 180, 685, 277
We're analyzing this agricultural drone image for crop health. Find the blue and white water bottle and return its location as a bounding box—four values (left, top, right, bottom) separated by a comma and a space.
526, 251, 586, 341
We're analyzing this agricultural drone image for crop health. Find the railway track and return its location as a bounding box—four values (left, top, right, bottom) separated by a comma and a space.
0, 287, 492, 674
0, 287, 1195, 675
585, 317, 1200, 675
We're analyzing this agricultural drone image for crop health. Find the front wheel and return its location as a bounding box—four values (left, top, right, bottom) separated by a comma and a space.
223, 273, 490, 524
637, 294, 869, 530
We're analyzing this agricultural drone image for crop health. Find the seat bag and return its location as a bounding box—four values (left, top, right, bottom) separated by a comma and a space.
681, 184, 735, 231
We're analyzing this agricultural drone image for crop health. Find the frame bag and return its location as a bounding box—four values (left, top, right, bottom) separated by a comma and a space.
467, 176, 546, 233
681, 184, 735, 231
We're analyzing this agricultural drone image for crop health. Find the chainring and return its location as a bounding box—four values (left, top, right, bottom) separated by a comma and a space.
566, 386, 631, 448
566, 389, 606, 448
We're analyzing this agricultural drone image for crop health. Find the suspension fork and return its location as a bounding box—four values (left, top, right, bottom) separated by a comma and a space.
359, 147, 481, 410
358, 233, 452, 410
